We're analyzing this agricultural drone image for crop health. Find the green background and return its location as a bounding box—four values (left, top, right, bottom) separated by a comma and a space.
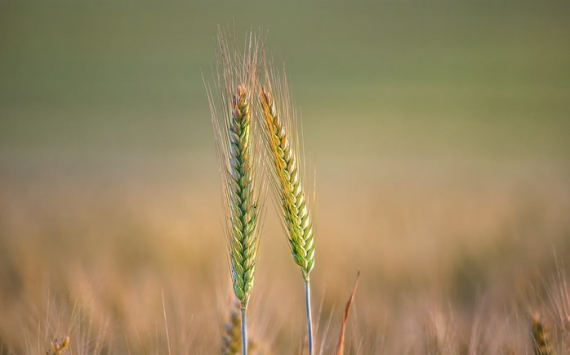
2, 0, 569, 172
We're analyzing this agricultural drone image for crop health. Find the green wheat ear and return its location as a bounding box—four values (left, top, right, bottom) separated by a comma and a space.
227, 83, 258, 306
207, 29, 264, 355
208, 30, 262, 310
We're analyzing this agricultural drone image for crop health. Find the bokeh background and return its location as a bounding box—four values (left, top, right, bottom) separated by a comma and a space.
1, 0, 569, 353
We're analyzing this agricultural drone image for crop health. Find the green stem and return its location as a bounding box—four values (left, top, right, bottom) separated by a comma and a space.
241, 307, 248, 355
305, 280, 314, 355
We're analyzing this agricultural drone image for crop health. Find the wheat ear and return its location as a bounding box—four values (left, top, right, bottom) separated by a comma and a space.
259, 77, 316, 354
222, 302, 267, 355
46, 336, 69, 355
227, 83, 259, 307
208, 30, 263, 355
531, 314, 555, 355
222, 303, 242, 355
259, 86, 315, 280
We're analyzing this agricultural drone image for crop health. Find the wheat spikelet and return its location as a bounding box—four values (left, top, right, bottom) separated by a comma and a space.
259, 85, 315, 281
531, 314, 555, 355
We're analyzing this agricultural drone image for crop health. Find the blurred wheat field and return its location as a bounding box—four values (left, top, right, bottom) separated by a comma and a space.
1, 161, 569, 353
1, 0, 570, 354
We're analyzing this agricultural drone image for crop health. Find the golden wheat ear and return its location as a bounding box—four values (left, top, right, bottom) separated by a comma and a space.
258, 63, 316, 355
222, 301, 270, 355
259, 85, 315, 281
46, 336, 69, 355
222, 302, 242, 355
207, 28, 264, 355
531, 313, 556, 355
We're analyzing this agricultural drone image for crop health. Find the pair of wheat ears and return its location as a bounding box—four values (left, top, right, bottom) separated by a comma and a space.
206, 31, 316, 355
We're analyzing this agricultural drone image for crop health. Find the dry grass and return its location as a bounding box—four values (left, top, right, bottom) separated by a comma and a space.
334, 271, 360, 355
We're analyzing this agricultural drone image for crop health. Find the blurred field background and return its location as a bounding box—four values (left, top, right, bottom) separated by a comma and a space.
1, 0, 570, 354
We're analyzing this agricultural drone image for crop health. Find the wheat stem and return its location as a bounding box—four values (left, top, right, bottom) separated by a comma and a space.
241, 307, 248, 355
305, 280, 314, 355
